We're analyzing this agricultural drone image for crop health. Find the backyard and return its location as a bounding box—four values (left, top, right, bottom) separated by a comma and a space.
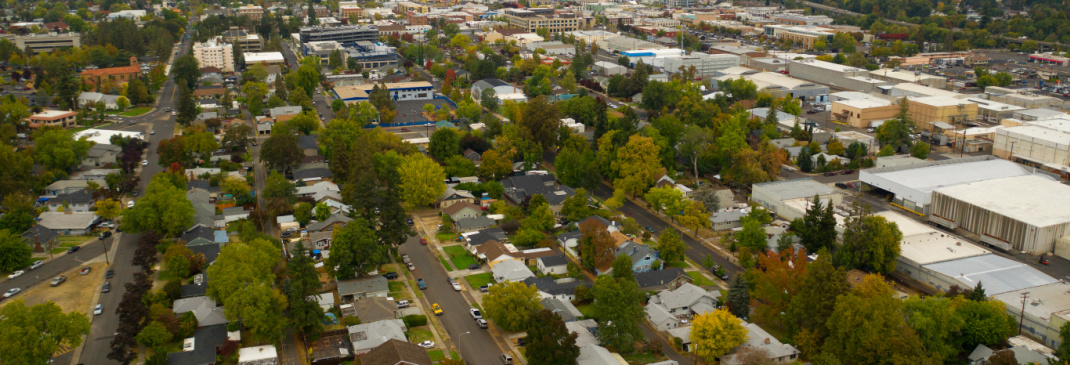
443, 245, 477, 270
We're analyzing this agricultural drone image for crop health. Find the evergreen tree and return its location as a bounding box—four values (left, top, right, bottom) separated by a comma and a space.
307, 1, 318, 26
727, 274, 750, 319
967, 282, 987, 301
797, 146, 813, 173
176, 83, 196, 126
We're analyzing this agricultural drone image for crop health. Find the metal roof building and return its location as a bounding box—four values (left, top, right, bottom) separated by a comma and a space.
859, 156, 1035, 215
922, 254, 1057, 295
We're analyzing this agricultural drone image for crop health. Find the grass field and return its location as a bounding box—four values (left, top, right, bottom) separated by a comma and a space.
388, 281, 411, 300
436, 232, 457, 243
2, 262, 106, 314
621, 351, 665, 364
407, 328, 434, 344
464, 273, 493, 289
119, 107, 151, 116
428, 349, 445, 362
49, 241, 81, 254
439, 255, 454, 272
443, 245, 477, 270
576, 303, 598, 320
687, 271, 716, 287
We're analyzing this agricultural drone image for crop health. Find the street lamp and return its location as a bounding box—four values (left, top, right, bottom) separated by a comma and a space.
452, 331, 473, 355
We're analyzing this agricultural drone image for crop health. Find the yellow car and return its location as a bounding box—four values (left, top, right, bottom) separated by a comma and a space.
432, 303, 443, 316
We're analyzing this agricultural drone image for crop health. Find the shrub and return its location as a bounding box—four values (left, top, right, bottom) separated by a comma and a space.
403, 314, 427, 328
344, 316, 362, 326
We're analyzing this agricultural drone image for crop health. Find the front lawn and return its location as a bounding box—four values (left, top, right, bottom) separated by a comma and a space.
388, 281, 411, 300
436, 232, 457, 243
407, 328, 434, 343
120, 107, 152, 116
439, 255, 454, 272
443, 245, 477, 270
58, 236, 94, 244
464, 273, 493, 289
687, 271, 716, 287
428, 349, 445, 362
621, 351, 666, 365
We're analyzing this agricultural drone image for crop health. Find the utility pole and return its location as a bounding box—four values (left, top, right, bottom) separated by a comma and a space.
1019, 291, 1030, 335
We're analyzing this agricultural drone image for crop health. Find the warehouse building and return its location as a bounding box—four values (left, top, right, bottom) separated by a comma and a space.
921, 254, 1057, 294
993, 121, 1070, 174
751, 179, 842, 221
593, 61, 627, 76
906, 96, 978, 132
993, 283, 1070, 349
651, 53, 741, 78
787, 59, 874, 90
870, 69, 947, 89
885, 83, 960, 98
717, 71, 830, 103
962, 97, 1025, 121
830, 97, 898, 128
859, 156, 1036, 215
985, 87, 1062, 109
928, 174, 1070, 254
334, 81, 434, 102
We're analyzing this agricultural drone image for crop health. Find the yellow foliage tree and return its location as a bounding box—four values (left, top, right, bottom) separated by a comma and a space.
94, 199, 122, 221
612, 135, 662, 197
690, 308, 748, 363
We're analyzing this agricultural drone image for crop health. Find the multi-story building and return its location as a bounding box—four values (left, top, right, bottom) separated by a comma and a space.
237, 4, 264, 21
993, 117, 1070, 172
334, 81, 434, 102
303, 5, 330, 18
192, 38, 236, 73
762, 24, 836, 49
303, 41, 346, 62
906, 96, 978, 131
339, 2, 363, 18
346, 41, 399, 69
27, 110, 78, 129
660, 0, 695, 7
80, 57, 142, 91
299, 25, 379, 46
504, 8, 583, 33
222, 28, 263, 52
243, 52, 286, 67
774, 14, 833, 26
396, 1, 430, 14
0, 33, 81, 54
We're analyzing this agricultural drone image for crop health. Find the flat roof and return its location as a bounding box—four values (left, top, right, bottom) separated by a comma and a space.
837, 98, 891, 108
243, 52, 285, 63
1016, 108, 1065, 119
73, 129, 144, 145
860, 156, 1032, 206
791, 59, 865, 73
31, 110, 77, 119
993, 282, 1070, 322
880, 211, 990, 265
747, 72, 815, 89
933, 174, 1070, 227
964, 97, 1025, 112
334, 81, 433, 100
908, 95, 973, 107
892, 82, 961, 98
753, 178, 835, 201
924, 254, 1058, 295
998, 125, 1070, 145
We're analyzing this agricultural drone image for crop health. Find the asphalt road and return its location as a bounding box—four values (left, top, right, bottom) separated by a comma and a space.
0, 240, 108, 297
400, 236, 501, 365
74, 31, 191, 365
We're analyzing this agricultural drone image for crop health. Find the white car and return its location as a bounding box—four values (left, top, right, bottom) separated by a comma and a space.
452, 281, 462, 291
93, 304, 103, 315
171, 111, 177, 116
8, 270, 24, 279
418, 341, 435, 349
3, 288, 20, 298
470, 308, 482, 319
141, 160, 148, 166
127, 200, 135, 208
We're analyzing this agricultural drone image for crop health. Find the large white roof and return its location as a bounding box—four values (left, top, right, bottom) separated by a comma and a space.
933, 174, 1070, 227
879, 211, 990, 265
860, 157, 1033, 207
924, 253, 1058, 295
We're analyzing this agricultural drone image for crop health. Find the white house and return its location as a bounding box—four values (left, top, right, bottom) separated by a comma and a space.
645, 283, 721, 331
537, 255, 569, 275
491, 259, 536, 283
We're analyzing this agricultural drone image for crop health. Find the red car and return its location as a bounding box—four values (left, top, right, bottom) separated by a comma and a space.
420, 238, 428, 245
401, 128, 411, 132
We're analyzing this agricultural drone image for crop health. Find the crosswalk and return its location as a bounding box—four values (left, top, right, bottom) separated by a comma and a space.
53, 344, 72, 357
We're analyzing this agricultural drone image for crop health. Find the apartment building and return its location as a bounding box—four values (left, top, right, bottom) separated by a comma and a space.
396, 1, 430, 14
0, 33, 81, 54
299, 25, 379, 46
237, 4, 264, 21
193, 38, 236, 73
340, 4, 363, 18
504, 8, 584, 33
222, 28, 263, 52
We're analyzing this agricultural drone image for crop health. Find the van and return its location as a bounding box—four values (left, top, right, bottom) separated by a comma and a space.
500, 353, 513, 364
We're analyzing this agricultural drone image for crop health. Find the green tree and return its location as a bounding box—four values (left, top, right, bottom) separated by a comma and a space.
227, 283, 289, 343
295, 63, 321, 98
93, 199, 122, 221
221, 175, 251, 200
797, 145, 814, 173
957, 299, 1017, 349
206, 238, 281, 305
911, 141, 930, 159
429, 128, 461, 162
328, 50, 343, 70
262, 170, 297, 203
480, 88, 499, 110
645, 186, 686, 217
260, 132, 303, 171
592, 276, 645, 353
136, 321, 173, 348
325, 218, 388, 279
785, 253, 849, 343
398, 153, 446, 207
690, 308, 748, 363
790, 195, 837, 254
116, 96, 130, 110
483, 281, 543, 331
612, 135, 662, 197
611, 255, 634, 280
966, 282, 987, 302
0, 300, 91, 365
735, 213, 767, 251
727, 274, 750, 319
1056, 321, 1070, 362
657, 229, 685, 263
368, 84, 395, 112
285, 242, 325, 335
517, 96, 562, 148
525, 309, 580, 365
0, 229, 32, 272
822, 274, 932, 364
560, 188, 593, 222
176, 83, 196, 126
32, 128, 93, 172
901, 296, 965, 363
294, 202, 313, 226
120, 173, 196, 237
172, 54, 200, 90
554, 142, 601, 190
877, 98, 916, 150
444, 155, 476, 177
834, 201, 903, 275
677, 200, 711, 234
242, 82, 269, 116
221, 124, 253, 151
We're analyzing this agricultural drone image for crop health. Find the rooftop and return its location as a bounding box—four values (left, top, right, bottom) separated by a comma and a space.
334, 81, 433, 100
878, 211, 990, 265
753, 178, 835, 201
892, 82, 961, 98
908, 95, 974, 108
837, 98, 892, 109
993, 282, 1070, 323
932, 174, 1070, 227
243, 51, 285, 63
860, 156, 1034, 205
924, 254, 1058, 295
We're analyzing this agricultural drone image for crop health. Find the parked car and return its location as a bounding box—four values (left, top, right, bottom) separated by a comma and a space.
383, 272, 399, 280
477, 318, 488, 328
420, 238, 427, 245
8, 270, 24, 279
127, 200, 134, 208
418, 340, 435, 349
102, 282, 111, 293
480, 284, 490, 293
93, 304, 103, 315
432, 303, 443, 316
406, 217, 414, 225
98, 221, 115, 228
3, 288, 20, 298
67, 246, 80, 254
468, 263, 480, 270
417, 279, 427, 290
452, 281, 462, 291
29, 261, 43, 270
106, 269, 114, 279
470, 308, 482, 319
100, 231, 112, 239
407, 263, 416, 271
396, 300, 410, 308
402, 254, 411, 264
50, 276, 66, 287
80, 267, 91, 275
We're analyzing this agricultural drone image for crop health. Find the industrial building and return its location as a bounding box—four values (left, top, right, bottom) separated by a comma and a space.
299, 25, 379, 46
786, 59, 885, 92
985, 87, 1063, 109
524, 41, 576, 56
993, 119, 1070, 174
993, 283, 1070, 349
651, 53, 741, 78
717, 71, 830, 103
597, 35, 665, 53
928, 174, 1070, 254
859, 156, 1036, 215
906, 96, 978, 131
751, 179, 842, 221
961, 97, 1025, 121
830, 97, 898, 128
870, 69, 947, 89
593, 61, 627, 76
761, 25, 836, 49
885, 82, 960, 99
242, 52, 285, 67
503, 8, 586, 33
334, 81, 434, 102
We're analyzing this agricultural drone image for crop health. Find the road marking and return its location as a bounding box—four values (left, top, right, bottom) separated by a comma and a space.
52, 345, 72, 357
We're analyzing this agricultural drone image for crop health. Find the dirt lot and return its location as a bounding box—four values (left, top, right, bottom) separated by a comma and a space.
1, 262, 107, 314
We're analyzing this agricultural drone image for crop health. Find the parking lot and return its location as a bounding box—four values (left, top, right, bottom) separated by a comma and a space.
393, 99, 453, 124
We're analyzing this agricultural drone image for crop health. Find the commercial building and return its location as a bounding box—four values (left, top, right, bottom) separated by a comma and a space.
906, 96, 978, 131
79, 57, 142, 91
345, 41, 399, 69
886, 82, 961, 98
717, 71, 829, 103
1029, 53, 1070, 66
660, 0, 695, 6
786, 59, 891, 92
0, 33, 81, 53
751, 178, 842, 221
334, 81, 434, 102
993, 119, 1070, 173
870, 69, 946, 89
222, 28, 262, 52
339, 2, 363, 18
299, 25, 379, 46
395, 1, 429, 14
242, 52, 285, 67
503, 8, 584, 33
774, 14, 832, 26
830, 97, 898, 128
524, 41, 576, 56
859, 156, 1036, 215
985, 86, 1062, 109
994, 283, 1070, 349
962, 97, 1025, 121
929, 174, 1070, 254
236, 4, 264, 21
762, 25, 836, 49
192, 38, 236, 73
592, 61, 627, 76
27, 110, 78, 129
597, 35, 665, 53
302, 41, 346, 60
651, 53, 742, 78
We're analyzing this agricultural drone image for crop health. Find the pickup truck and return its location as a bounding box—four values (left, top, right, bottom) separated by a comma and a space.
417, 278, 427, 290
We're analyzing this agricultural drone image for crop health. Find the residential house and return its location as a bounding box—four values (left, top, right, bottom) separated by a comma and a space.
540, 297, 583, 322
35, 212, 98, 235
312, 293, 336, 313
46, 189, 95, 212
166, 324, 231, 365
238, 345, 280, 365
537, 255, 569, 275
577, 344, 622, 365
83, 144, 122, 167
566, 319, 601, 347
598, 241, 658, 275
173, 296, 228, 327
352, 296, 399, 323
194, 86, 226, 100
308, 330, 354, 365
634, 268, 692, 292
557, 230, 583, 258
295, 181, 343, 202
463, 149, 482, 166
299, 135, 320, 156
710, 209, 745, 231
491, 259, 536, 283
524, 276, 588, 301
721, 322, 801, 365
442, 202, 481, 221
44, 179, 95, 196
22, 225, 58, 253
667, 327, 694, 352
257, 119, 273, 134
967, 343, 1053, 365
455, 216, 495, 232
348, 319, 408, 355
307, 214, 353, 233
292, 162, 333, 183
337, 276, 389, 302
219, 206, 250, 224
437, 187, 476, 209
475, 239, 517, 267
276, 215, 299, 233
269, 106, 303, 121
500, 174, 575, 213
77, 92, 121, 109
180, 276, 210, 299
462, 227, 508, 252
645, 283, 721, 331
360, 338, 433, 365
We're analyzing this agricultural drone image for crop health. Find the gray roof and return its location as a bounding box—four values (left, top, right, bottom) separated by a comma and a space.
351, 296, 397, 323
473, 78, 510, 89
923, 254, 1058, 295
270, 105, 303, 117
721, 322, 801, 365
36, 212, 97, 230
501, 174, 575, 205
540, 297, 582, 322
347, 319, 407, 352
189, 243, 221, 264
307, 214, 353, 232
167, 324, 228, 365
182, 224, 215, 243
522, 276, 588, 297
617, 241, 656, 266
22, 224, 57, 245
298, 135, 319, 150
634, 268, 688, 290
173, 296, 227, 327
87, 144, 121, 157
652, 283, 718, 310
221, 206, 249, 217
455, 216, 495, 231
293, 162, 333, 180
466, 228, 507, 247
337, 275, 389, 297
577, 344, 619, 365
710, 209, 745, 224
50, 189, 94, 205
752, 178, 836, 201
539, 254, 568, 267
44, 179, 92, 192
492, 260, 535, 282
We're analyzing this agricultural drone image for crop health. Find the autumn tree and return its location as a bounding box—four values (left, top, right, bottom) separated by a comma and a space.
690, 308, 748, 363
677, 200, 711, 234
398, 153, 446, 207
94, 198, 122, 221
578, 219, 615, 271
612, 135, 662, 197
657, 229, 685, 263
526, 309, 580, 365
483, 281, 543, 331
592, 276, 645, 353
478, 148, 513, 181
821, 274, 933, 364
751, 249, 808, 325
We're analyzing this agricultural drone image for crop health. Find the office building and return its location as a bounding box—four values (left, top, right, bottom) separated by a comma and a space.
334, 81, 434, 102
222, 28, 262, 52
193, 38, 236, 73
504, 8, 583, 33
0, 33, 81, 54
236, 4, 264, 21
345, 41, 399, 69
299, 25, 379, 46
